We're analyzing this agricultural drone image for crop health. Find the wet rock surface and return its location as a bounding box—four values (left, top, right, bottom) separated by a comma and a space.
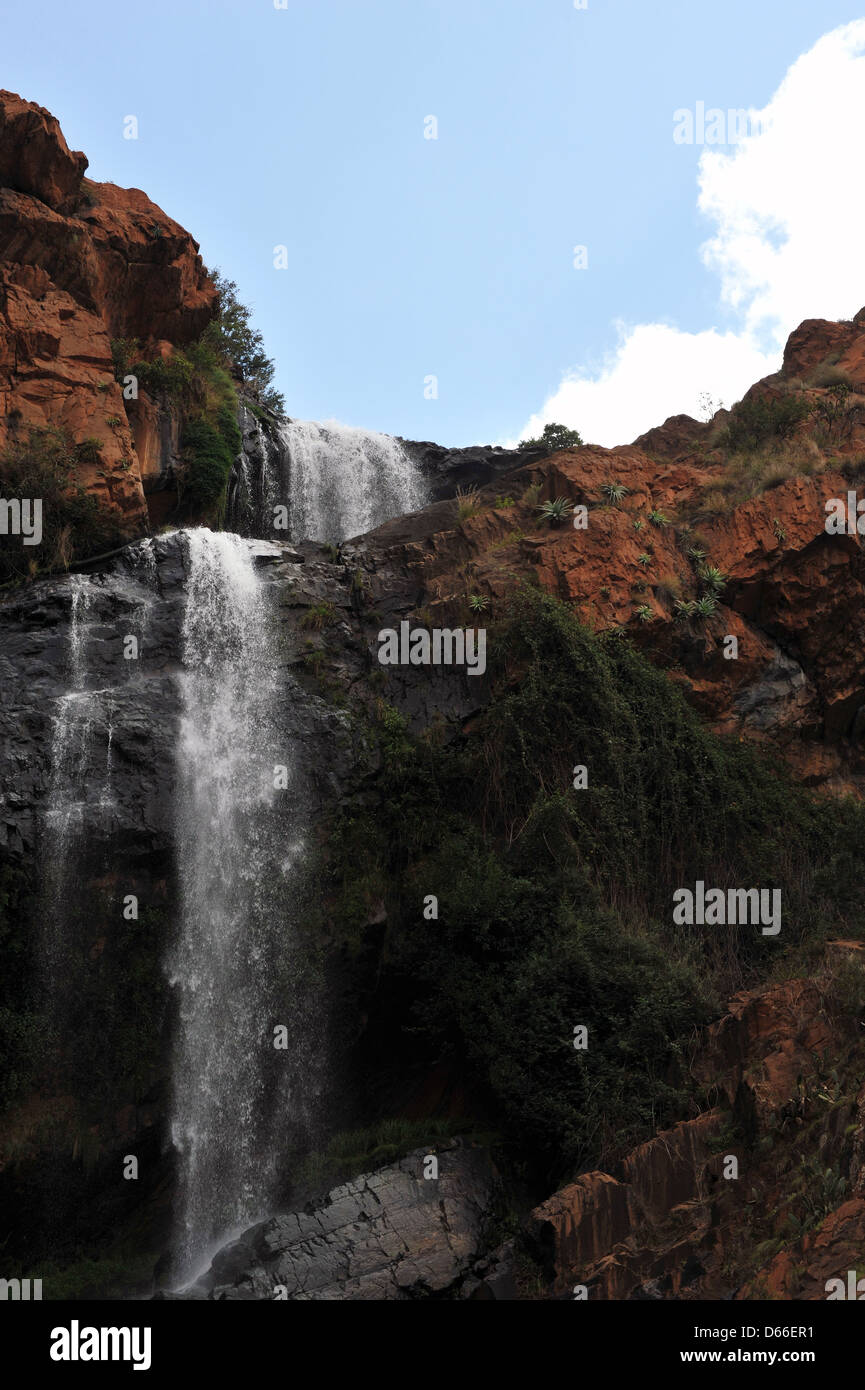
162, 1141, 496, 1300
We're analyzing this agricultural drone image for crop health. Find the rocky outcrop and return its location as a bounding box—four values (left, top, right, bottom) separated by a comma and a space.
161, 1141, 495, 1300
400, 438, 547, 501
514, 973, 865, 1301
0, 93, 88, 213
0, 89, 216, 539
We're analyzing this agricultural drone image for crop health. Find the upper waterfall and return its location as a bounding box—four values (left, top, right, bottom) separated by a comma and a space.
279, 419, 425, 542
229, 410, 427, 544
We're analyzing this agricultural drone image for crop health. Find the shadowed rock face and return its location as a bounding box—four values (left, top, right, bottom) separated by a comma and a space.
160, 1141, 496, 1300
518, 966, 865, 1302
399, 438, 547, 502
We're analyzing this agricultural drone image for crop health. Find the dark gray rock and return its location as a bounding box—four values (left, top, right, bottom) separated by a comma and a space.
168, 1141, 496, 1301
399, 439, 546, 503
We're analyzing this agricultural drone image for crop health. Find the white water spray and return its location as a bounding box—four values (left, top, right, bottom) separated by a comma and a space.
278, 419, 425, 542
168, 528, 308, 1278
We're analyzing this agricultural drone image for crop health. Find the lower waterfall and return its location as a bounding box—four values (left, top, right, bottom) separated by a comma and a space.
168, 529, 312, 1280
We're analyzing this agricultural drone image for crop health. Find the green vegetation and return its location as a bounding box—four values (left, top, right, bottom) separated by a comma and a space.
108, 269, 287, 524
697, 564, 727, 593
0, 427, 118, 584
292, 1118, 475, 1193
519, 422, 583, 454
536, 497, 572, 526
199, 268, 285, 414
323, 589, 865, 1184
601, 482, 628, 504
807, 362, 854, 391
455, 484, 482, 522
300, 600, 338, 630
180, 398, 241, 520
720, 392, 812, 453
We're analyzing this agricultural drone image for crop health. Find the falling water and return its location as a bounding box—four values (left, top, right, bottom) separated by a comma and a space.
228, 408, 283, 538
168, 528, 310, 1279
278, 418, 425, 542
43, 576, 98, 969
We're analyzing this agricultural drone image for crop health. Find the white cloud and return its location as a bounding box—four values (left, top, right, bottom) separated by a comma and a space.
515, 19, 865, 449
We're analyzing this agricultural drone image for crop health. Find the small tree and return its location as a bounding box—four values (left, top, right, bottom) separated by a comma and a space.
201, 268, 285, 414
519, 422, 583, 454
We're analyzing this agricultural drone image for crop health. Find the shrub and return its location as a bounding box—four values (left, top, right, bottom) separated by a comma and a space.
519, 422, 583, 454
455, 485, 482, 522
722, 393, 812, 452
179, 400, 241, 519
324, 588, 865, 1181
807, 363, 854, 390
300, 601, 338, 630
200, 268, 285, 414
0, 427, 117, 582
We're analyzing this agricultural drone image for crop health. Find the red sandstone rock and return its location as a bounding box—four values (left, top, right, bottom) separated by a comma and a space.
0, 91, 87, 212
0, 90, 217, 541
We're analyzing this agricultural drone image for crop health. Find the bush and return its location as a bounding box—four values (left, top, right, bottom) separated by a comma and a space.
807, 363, 854, 390
323, 588, 865, 1183
0, 427, 117, 583
200, 268, 285, 413
519, 422, 583, 454
721, 393, 812, 452
180, 400, 241, 519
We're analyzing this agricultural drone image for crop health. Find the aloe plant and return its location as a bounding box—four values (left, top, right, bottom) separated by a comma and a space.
694, 594, 717, 618
634, 604, 653, 623
648, 508, 670, 527
636, 552, 652, 567
601, 481, 628, 504
698, 563, 727, 592
536, 497, 573, 526
632, 518, 645, 531
468, 593, 489, 613
687, 544, 707, 561
674, 599, 698, 620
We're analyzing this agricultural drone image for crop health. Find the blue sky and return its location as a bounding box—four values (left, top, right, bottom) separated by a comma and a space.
4, 0, 865, 445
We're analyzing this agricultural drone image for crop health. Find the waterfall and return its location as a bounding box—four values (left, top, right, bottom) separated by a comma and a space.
43, 576, 99, 971
228, 407, 283, 538
277, 418, 425, 542
168, 528, 313, 1280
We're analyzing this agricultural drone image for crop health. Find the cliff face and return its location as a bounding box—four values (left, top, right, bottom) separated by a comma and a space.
3, 90, 865, 1304
351, 322, 865, 795
0, 90, 216, 537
